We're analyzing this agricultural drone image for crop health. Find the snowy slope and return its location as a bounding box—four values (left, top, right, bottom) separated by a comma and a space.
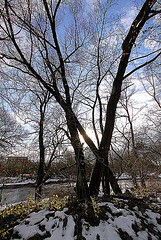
11, 198, 161, 240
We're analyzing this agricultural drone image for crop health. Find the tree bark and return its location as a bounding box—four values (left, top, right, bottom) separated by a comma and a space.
107, 167, 122, 194
102, 167, 110, 195
35, 106, 45, 200
66, 111, 90, 199
89, 158, 121, 196
89, 159, 104, 196
66, 111, 99, 225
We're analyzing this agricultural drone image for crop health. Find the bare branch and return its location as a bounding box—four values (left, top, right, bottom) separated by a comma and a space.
123, 51, 161, 79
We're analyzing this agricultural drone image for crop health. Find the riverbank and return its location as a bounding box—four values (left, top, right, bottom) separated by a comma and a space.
0, 177, 68, 189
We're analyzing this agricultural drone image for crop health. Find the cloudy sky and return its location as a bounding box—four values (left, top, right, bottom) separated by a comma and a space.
1, 0, 159, 146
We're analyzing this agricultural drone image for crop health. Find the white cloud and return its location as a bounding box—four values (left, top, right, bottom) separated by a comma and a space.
121, 7, 137, 30
85, 0, 97, 10
144, 37, 160, 51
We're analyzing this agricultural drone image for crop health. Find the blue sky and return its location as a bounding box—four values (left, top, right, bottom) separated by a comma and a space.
113, 0, 138, 10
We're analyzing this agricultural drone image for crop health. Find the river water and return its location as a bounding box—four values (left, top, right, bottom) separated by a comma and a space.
0, 182, 75, 206
0, 179, 160, 206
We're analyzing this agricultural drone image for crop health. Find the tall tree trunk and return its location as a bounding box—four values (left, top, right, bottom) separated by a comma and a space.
66, 111, 90, 199
89, 46, 130, 196
139, 164, 146, 188
89, 159, 104, 196
131, 171, 139, 189
102, 167, 110, 195
35, 107, 45, 200
66, 111, 99, 225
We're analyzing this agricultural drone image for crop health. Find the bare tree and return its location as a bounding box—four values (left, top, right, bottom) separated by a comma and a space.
0, 0, 160, 209
142, 62, 161, 108
115, 88, 147, 188
89, 0, 161, 195
19, 83, 66, 199
34, 91, 66, 199
0, 105, 27, 152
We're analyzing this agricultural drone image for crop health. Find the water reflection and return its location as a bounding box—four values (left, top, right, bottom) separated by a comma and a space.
0, 182, 75, 206
1, 187, 35, 206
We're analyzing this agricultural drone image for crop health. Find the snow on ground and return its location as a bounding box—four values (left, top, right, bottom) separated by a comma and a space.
0, 176, 68, 187
0, 179, 35, 188
1, 176, 161, 239
0, 177, 35, 188
11, 199, 161, 240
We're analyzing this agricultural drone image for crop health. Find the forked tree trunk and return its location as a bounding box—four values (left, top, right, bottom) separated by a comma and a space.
74, 144, 99, 226
75, 147, 89, 200
89, 159, 121, 196
107, 167, 122, 194
89, 0, 155, 196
